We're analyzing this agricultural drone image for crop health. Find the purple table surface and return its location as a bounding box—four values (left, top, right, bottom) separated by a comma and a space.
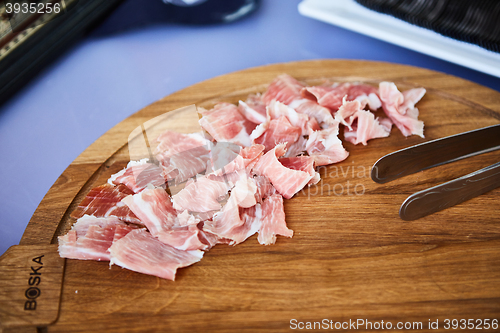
1, 0, 499, 256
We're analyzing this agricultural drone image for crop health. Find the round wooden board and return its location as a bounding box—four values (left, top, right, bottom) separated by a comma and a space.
21, 60, 500, 332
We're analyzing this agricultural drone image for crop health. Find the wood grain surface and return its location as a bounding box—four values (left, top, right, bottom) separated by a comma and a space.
9, 60, 500, 332
0, 245, 64, 329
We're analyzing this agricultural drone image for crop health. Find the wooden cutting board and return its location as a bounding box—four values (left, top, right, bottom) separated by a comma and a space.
4, 60, 500, 332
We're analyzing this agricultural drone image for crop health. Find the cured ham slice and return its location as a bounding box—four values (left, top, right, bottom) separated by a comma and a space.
230, 173, 258, 208
172, 176, 230, 213
58, 216, 136, 261
283, 135, 307, 158
301, 83, 350, 111
113, 224, 137, 243
252, 144, 314, 199
155, 224, 209, 251
347, 84, 381, 111
379, 82, 404, 114
197, 227, 221, 249
266, 100, 310, 135
239, 144, 266, 170
253, 116, 301, 153
206, 143, 265, 177
238, 94, 267, 124
379, 82, 425, 137
250, 100, 311, 139
109, 159, 165, 193
254, 175, 276, 203
354, 93, 382, 111
206, 142, 241, 175
306, 125, 349, 166
123, 185, 215, 251
202, 199, 243, 243
109, 228, 203, 281
344, 110, 392, 146
257, 194, 293, 245
203, 201, 261, 246
156, 131, 208, 159
159, 145, 210, 184
288, 99, 336, 128
334, 97, 362, 129
401, 88, 426, 114
177, 210, 201, 226
225, 204, 263, 245
203, 173, 260, 245
280, 156, 320, 185
155, 131, 210, 184
303, 83, 381, 112
122, 186, 177, 236
199, 103, 255, 147
306, 117, 321, 134
262, 74, 304, 105
71, 184, 142, 225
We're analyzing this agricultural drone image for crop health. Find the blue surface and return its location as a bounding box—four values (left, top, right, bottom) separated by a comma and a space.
1, 0, 499, 255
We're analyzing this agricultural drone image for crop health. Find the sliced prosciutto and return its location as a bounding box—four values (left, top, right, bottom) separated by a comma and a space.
280, 156, 320, 185
206, 142, 241, 175
122, 186, 209, 251
253, 116, 301, 153
306, 125, 349, 166
238, 94, 267, 124
108, 159, 165, 193
344, 110, 392, 145
354, 92, 382, 111
257, 194, 293, 245
71, 184, 142, 224
226, 204, 263, 245
302, 83, 349, 111
266, 100, 309, 135
122, 186, 177, 236
401, 87, 426, 114
254, 175, 276, 203
206, 143, 265, 177
172, 175, 230, 213
252, 101, 309, 138
109, 228, 203, 281
155, 131, 210, 184
203, 172, 260, 245
64, 74, 428, 282
204, 197, 260, 245
334, 97, 362, 129
156, 131, 208, 160
199, 103, 255, 147
288, 98, 335, 128
302, 82, 382, 112
154, 224, 209, 251
262, 74, 304, 105
284, 135, 307, 158
58, 215, 136, 261
379, 82, 425, 138
229, 173, 258, 208
252, 143, 314, 199
347, 83, 381, 111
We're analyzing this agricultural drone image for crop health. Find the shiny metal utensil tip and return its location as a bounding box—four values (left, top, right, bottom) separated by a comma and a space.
371, 124, 500, 184
371, 124, 500, 220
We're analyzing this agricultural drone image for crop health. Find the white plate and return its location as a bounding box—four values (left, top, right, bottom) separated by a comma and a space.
298, 0, 500, 78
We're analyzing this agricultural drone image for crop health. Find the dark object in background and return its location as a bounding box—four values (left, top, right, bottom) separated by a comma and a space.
162, 0, 260, 25
0, 0, 125, 106
354, 0, 500, 54
0, 0, 261, 106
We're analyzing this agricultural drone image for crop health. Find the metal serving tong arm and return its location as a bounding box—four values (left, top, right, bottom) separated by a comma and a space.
371, 124, 500, 221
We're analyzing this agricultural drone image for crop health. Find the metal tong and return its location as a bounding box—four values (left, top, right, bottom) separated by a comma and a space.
371, 124, 500, 220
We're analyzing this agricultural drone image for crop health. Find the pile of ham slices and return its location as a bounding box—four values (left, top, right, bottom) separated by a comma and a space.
58, 74, 426, 280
